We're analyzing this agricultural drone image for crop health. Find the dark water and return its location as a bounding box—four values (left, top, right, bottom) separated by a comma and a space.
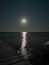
0, 32, 49, 49
0, 32, 49, 65
0, 32, 22, 51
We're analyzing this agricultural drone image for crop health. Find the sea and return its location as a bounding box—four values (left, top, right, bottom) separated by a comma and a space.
0, 32, 49, 65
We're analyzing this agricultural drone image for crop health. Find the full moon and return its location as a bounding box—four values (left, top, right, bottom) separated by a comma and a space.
22, 19, 26, 23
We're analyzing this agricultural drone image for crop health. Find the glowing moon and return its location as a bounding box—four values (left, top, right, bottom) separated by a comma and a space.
22, 19, 26, 23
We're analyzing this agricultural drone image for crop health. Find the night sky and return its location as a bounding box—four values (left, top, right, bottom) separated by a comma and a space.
0, 0, 49, 32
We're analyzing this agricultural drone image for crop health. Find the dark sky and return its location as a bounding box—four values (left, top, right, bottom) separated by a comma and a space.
0, 0, 49, 32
